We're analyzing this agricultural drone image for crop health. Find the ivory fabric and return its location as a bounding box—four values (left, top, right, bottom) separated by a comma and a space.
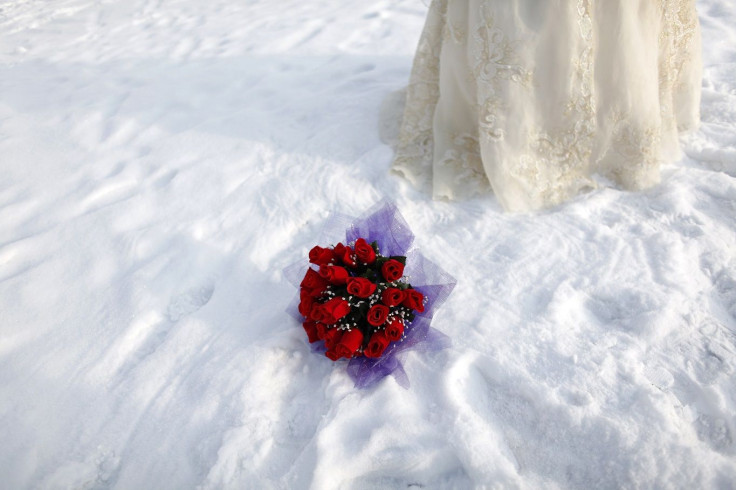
391, 0, 702, 211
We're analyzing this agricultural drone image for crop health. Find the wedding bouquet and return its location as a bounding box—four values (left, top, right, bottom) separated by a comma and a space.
285, 201, 455, 389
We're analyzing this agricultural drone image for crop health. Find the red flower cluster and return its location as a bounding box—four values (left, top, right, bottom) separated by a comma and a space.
298, 238, 425, 361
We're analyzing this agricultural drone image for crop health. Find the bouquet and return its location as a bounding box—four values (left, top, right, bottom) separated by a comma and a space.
300, 239, 424, 360
285, 201, 455, 389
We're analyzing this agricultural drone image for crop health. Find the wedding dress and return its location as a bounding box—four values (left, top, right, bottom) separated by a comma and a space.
391, 0, 702, 211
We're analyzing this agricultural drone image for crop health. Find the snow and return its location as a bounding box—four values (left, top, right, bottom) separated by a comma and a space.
1, 0, 735, 488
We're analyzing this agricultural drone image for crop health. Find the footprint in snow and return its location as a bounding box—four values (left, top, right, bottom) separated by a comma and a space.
695, 413, 734, 454
643, 365, 675, 391
167, 283, 215, 321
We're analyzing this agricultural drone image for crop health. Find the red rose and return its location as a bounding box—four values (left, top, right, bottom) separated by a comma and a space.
325, 349, 341, 361
381, 259, 404, 282
323, 328, 343, 349
298, 294, 315, 317
366, 304, 389, 326
333, 243, 347, 262
310, 304, 322, 322
364, 331, 390, 358
307, 286, 326, 298
302, 320, 320, 343
311, 297, 350, 324
402, 289, 425, 313
341, 246, 357, 268
319, 265, 349, 285
334, 328, 363, 359
346, 277, 377, 298
354, 238, 376, 265
316, 322, 327, 340
385, 318, 404, 341
301, 268, 328, 293
381, 287, 405, 307
309, 246, 335, 266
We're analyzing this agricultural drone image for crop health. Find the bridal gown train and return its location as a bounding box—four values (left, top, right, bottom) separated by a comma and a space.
391, 0, 702, 211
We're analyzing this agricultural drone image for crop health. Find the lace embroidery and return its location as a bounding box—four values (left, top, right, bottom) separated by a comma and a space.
391, 0, 701, 210
662, 0, 699, 88
437, 134, 490, 195
392, 0, 446, 183
443, 18, 467, 44
472, 4, 532, 142
659, 0, 700, 133
511, 0, 597, 206
609, 114, 663, 189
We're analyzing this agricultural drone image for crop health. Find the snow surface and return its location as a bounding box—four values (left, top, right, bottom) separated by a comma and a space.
1, 0, 736, 488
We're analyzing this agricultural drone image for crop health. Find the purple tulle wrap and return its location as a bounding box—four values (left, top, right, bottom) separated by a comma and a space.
284, 201, 456, 389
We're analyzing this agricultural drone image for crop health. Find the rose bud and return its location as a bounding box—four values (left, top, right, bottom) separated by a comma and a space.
323, 328, 343, 349
302, 320, 320, 343
385, 318, 404, 341
298, 294, 315, 317
301, 268, 328, 292
354, 238, 376, 265
381, 287, 405, 307
346, 277, 377, 298
381, 259, 405, 282
301, 275, 327, 298
325, 349, 341, 361
334, 328, 364, 359
306, 284, 327, 298
402, 289, 425, 313
320, 297, 351, 324
309, 246, 335, 266
319, 265, 349, 285
342, 246, 357, 268
366, 304, 389, 326
364, 331, 390, 358
333, 243, 347, 263
310, 304, 326, 323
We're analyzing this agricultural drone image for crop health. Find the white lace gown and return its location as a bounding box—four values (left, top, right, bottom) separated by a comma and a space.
391, 0, 702, 211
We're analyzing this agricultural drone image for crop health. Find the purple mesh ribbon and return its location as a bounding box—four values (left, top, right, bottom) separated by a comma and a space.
284, 200, 456, 389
